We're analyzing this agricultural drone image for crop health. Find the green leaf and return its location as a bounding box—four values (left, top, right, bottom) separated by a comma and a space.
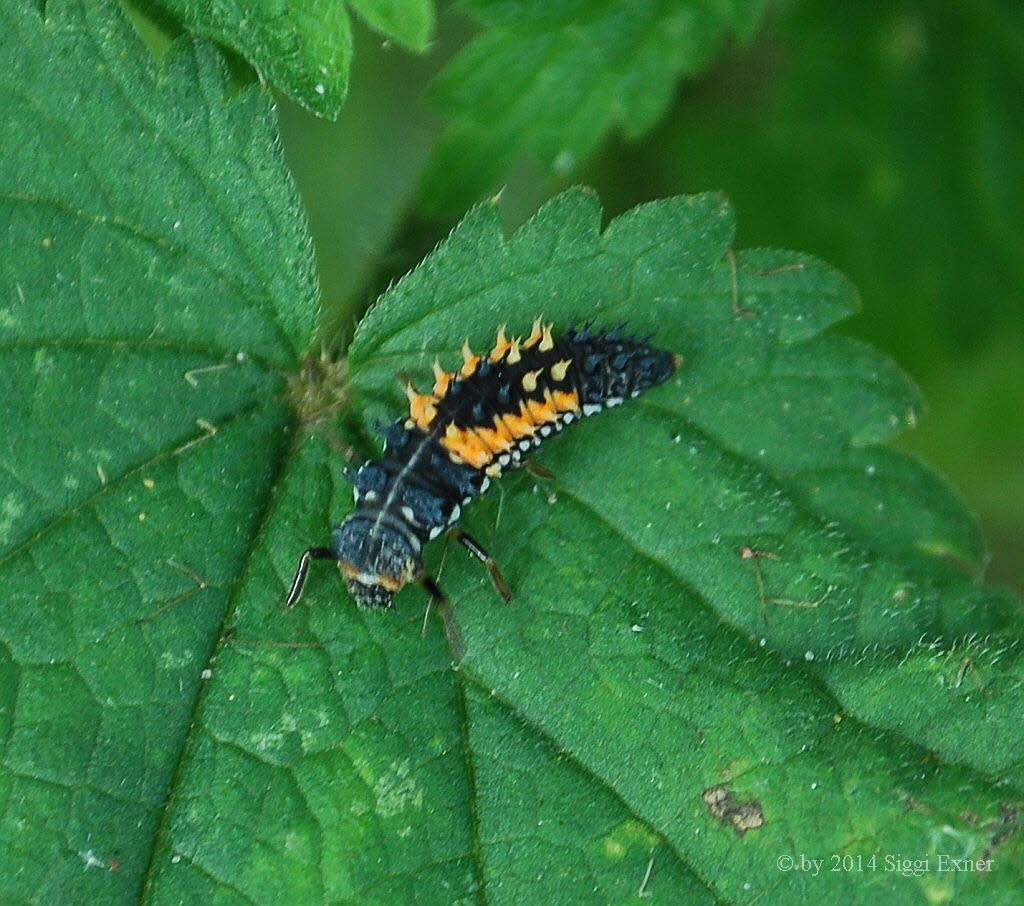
420, 0, 767, 213
348, 0, 434, 52
147, 0, 435, 118
3, 4, 1023, 903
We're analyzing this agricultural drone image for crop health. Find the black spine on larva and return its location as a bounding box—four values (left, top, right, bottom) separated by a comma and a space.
561, 324, 676, 405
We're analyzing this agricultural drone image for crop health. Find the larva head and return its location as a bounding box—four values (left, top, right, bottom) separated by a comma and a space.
330, 514, 421, 608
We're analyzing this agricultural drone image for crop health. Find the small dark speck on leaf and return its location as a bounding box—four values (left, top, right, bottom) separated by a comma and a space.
981, 803, 1022, 864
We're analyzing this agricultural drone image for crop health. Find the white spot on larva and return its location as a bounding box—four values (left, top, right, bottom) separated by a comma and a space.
518, 440, 531, 451
352, 487, 360, 503
606, 397, 623, 407
363, 490, 378, 502
563, 413, 576, 424
479, 477, 491, 493
583, 403, 601, 416
450, 505, 461, 521
630, 389, 641, 398
374, 759, 423, 817
400, 505, 417, 524
539, 425, 552, 436
429, 526, 442, 540
498, 454, 510, 466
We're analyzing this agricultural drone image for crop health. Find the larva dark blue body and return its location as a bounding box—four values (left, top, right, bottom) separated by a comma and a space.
285, 320, 677, 610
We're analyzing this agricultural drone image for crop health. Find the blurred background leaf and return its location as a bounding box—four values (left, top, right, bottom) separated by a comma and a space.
137, 0, 435, 116
419, 0, 768, 214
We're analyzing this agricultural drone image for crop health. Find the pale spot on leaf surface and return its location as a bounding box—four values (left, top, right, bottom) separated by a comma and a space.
374, 759, 424, 818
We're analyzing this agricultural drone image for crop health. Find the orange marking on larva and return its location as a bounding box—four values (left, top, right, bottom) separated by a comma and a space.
473, 426, 512, 455
443, 424, 494, 469
341, 564, 408, 591
552, 389, 580, 412
486, 462, 502, 478
521, 369, 542, 393
550, 358, 572, 382
489, 324, 510, 362
526, 397, 558, 425
460, 339, 480, 377
523, 317, 543, 348
404, 381, 438, 429
411, 396, 438, 429
432, 358, 454, 397
490, 414, 516, 445
501, 408, 536, 441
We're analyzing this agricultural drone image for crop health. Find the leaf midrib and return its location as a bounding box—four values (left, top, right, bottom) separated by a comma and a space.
137, 425, 302, 904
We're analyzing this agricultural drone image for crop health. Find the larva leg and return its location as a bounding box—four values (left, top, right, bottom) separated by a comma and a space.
524, 459, 556, 481
419, 573, 465, 665
449, 528, 513, 602
283, 546, 335, 609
